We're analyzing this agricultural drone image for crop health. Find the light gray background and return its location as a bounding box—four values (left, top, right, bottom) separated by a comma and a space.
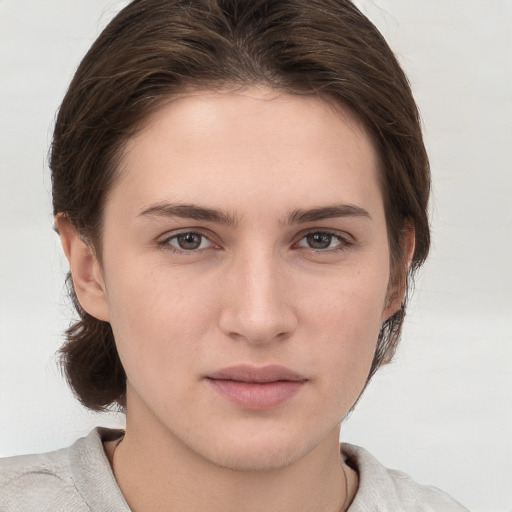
0, 1, 511, 511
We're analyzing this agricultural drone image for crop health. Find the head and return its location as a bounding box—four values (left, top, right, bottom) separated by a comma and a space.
52, 0, 429, 434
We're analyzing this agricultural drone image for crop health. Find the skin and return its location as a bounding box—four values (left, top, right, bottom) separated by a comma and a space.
58, 88, 413, 512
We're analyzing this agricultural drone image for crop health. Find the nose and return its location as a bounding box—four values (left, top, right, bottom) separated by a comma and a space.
218, 248, 298, 345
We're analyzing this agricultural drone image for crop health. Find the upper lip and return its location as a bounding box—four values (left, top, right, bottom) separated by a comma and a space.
206, 365, 307, 383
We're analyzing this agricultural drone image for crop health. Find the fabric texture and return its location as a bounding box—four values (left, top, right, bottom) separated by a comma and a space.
0, 427, 469, 511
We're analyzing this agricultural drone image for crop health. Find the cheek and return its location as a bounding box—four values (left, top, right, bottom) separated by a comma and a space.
103, 262, 218, 385
301, 264, 388, 396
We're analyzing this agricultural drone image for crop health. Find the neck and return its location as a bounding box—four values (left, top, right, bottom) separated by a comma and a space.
110, 399, 354, 512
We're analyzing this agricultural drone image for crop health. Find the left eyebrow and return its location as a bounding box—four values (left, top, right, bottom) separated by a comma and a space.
285, 204, 371, 225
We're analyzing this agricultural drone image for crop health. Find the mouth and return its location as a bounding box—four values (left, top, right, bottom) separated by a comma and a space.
205, 365, 307, 410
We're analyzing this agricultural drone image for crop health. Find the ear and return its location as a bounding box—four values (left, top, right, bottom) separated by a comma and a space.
382, 224, 416, 321
55, 215, 110, 322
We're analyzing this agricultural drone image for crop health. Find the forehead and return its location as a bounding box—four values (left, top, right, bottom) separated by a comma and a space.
133, 88, 373, 157
110, 88, 383, 221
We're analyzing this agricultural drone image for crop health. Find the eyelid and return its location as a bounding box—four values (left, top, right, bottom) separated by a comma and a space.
293, 229, 355, 251
158, 226, 216, 242
158, 228, 219, 253
156, 227, 355, 255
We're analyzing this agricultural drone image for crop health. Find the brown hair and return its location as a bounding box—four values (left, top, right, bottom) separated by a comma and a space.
52, 0, 430, 411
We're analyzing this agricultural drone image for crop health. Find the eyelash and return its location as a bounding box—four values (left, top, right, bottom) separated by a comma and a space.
296, 230, 353, 253
159, 231, 216, 255
159, 230, 353, 255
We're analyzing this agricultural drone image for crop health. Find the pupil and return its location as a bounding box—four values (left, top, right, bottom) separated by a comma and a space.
178, 233, 202, 250
307, 233, 332, 249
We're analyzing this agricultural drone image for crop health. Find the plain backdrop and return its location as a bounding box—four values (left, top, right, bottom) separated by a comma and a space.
0, 1, 511, 511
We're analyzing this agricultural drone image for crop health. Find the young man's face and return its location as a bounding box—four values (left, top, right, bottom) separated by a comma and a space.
75, 89, 401, 471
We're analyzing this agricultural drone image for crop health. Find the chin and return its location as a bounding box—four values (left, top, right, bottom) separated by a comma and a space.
191, 424, 329, 472
206, 442, 304, 472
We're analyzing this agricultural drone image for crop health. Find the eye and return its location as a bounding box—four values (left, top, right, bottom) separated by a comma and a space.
296, 231, 348, 250
166, 232, 213, 252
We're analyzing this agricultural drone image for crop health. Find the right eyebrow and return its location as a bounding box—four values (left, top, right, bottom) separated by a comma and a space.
137, 202, 239, 225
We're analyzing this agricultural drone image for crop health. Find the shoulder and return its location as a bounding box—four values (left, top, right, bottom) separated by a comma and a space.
0, 427, 128, 512
342, 443, 470, 512
0, 443, 90, 512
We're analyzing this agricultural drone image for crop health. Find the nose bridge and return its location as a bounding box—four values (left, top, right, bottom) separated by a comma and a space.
219, 243, 297, 344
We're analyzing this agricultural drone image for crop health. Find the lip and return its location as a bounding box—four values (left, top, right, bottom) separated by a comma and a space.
206, 365, 307, 410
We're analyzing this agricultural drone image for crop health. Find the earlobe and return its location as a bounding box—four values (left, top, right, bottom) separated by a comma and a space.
382, 225, 416, 321
55, 215, 110, 322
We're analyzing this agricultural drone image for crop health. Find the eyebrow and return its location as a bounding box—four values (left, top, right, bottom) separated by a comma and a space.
285, 204, 371, 224
138, 202, 239, 225
138, 202, 370, 225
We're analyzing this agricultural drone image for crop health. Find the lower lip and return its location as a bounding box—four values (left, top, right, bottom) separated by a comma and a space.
207, 379, 305, 410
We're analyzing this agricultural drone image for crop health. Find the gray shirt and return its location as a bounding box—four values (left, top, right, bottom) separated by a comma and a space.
0, 427, 469, 511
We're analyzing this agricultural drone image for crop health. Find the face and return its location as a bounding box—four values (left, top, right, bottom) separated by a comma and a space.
80, 88, 400, 471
